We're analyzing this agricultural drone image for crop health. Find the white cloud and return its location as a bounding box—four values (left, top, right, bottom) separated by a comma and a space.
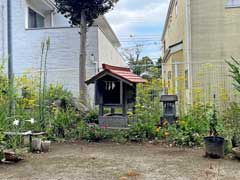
106, 0, 170, 36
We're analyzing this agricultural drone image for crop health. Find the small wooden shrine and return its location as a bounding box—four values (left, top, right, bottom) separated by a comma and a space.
160, 95, 178, 125
86, 64, 146, 128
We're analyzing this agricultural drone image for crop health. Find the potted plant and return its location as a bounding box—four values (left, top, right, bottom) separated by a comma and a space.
204, 98, 225, 158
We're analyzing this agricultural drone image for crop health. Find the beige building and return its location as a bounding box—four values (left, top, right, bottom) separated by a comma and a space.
161, 0, 240, 108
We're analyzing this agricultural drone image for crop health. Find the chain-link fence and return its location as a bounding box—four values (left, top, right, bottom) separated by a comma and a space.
14, 62, 239, 114
132, 61, 240, 114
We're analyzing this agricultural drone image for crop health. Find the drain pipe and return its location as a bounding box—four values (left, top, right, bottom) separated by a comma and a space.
7, 0, 14, 115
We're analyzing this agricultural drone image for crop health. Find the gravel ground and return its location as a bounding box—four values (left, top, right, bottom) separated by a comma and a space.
0, 142, 240, 180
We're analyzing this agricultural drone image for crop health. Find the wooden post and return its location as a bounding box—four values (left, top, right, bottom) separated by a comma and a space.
111, 108, 115, 114
122, 83, 127, 117
99, 105, 104, 116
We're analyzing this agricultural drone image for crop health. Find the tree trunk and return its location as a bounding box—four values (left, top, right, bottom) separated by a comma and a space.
79, 11, 87, 105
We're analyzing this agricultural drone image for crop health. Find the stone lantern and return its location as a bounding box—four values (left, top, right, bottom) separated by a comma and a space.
160, 95, 178, 125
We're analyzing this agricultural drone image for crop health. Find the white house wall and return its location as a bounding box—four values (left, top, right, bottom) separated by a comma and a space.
98, 28, 126, 68
0, 0, 96, 98
0, 0, 125, 102
0, 0, 8, 58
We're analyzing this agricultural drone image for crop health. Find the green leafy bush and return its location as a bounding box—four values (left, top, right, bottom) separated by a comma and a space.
156, 104, 210, 146
222, 102, 240, 147
49, 108, 79, 139
128, 122, 156, 142
134, 79, 162, 124
128, 79, 162, 142
83, 109, 98, 124
77, 122, 112, 142
46, 84, 73, 105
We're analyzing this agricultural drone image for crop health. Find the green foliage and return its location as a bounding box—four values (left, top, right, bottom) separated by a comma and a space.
0, 60, 8, 98
126, 79, 162, 142
226, 57, 240, 92
222, 102, 240, 146
77, 122, 112, 142
128, 56, 162, 79
83, 109, 98, 123
156, 104, 210, 146
55, 0, 118, 26
39, 38, 51, 129
46, 84, 73, 105
49, 108, 78, 139
129, 56, 153, 75
206, 106, 218, 136
135, 78, 162, 123
128, 122, 156, 142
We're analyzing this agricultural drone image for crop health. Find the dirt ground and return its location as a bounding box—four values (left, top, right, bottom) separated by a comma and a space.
0, 142, 240, 180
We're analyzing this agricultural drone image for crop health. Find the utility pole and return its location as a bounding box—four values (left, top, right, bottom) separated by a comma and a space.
7, 0, 14, 116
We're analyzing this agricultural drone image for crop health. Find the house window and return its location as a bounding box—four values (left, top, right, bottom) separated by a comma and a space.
175, 0, 178, 16
28, 8, 45, 28
226, 0, 240, 8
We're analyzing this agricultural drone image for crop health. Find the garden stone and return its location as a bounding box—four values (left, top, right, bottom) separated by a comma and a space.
41, 141, 51, 153
32, 138, 42, 152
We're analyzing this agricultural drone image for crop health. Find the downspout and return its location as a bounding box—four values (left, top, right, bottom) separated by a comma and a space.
185, 0, 192, 105
7, 0, 13, 79
7, 0, 14, 115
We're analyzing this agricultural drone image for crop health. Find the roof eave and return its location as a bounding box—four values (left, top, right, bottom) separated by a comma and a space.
95, 16, 121, 47
161, 0, 175, 41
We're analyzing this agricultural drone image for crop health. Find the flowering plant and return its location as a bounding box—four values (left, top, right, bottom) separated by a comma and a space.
6, 117, 35, 152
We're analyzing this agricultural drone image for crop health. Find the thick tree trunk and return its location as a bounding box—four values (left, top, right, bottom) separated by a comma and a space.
79, 11, 87, 105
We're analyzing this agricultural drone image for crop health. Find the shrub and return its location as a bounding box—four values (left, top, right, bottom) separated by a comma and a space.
83, 109, 98, 124
49, 108, 79, 139
128, 122, 156, 142
77, 122, 112, 142
128, 78, 162, 142
46, 84, 73, 105
156, 104, 210, 146
222, 102, 240, 147
134, 78, 162, 124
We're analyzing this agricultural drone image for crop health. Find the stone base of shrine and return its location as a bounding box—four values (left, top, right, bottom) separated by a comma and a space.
99, 115, 128, 128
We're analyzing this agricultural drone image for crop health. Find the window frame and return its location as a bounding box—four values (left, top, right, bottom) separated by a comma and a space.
28, 7, 45, 29
225, 0, 240, 8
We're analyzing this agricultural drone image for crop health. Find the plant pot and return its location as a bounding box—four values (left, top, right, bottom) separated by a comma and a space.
232, 147, 240, 159
32, 138, 42, 152
41, 141, 51, 153
204, 136, 225, 158
3, 151, 21, 162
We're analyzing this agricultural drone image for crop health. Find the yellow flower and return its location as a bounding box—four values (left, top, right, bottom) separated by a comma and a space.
179, 120, 186, 126
156, 127, 161, 132
164, 131, 170, 137
163, 120, 168, 126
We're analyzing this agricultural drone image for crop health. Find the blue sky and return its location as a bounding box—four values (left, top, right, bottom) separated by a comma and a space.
106, 0, 170, 61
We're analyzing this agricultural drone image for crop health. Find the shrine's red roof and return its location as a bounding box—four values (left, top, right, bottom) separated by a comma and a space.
86, 64, 147, 84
